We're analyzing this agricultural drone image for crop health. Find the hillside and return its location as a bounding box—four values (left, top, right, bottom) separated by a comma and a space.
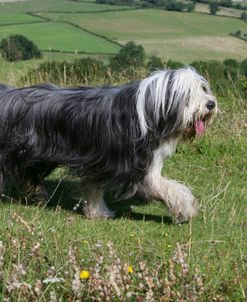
0, 0, 246, 62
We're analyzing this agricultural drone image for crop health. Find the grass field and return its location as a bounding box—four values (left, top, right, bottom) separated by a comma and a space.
195, 3, 246, 18
0, 0, 246, 61
0, 0, 130, 12
43, 9, 247, 40
0, 82, 246, 300
0, 12, 44, 25
0, 21, 120, 53
40, 9, 247, 61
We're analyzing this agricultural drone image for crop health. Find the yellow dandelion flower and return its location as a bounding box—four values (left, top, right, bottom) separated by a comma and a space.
82, 240, 89, 245
80, 270, 90, 280
130, 233, 134, 237
167, 244, 172, 248
127, 266, 133, 274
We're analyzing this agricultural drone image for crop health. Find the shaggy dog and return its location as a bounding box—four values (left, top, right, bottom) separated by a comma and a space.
0, 67, 217, 223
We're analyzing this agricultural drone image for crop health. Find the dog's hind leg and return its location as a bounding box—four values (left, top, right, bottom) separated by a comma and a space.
23, 179, 49, 201
83, 187, 115, 219
21, 162, 57, 202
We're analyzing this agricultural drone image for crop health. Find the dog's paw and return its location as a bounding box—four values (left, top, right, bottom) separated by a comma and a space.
167, 181, 198, 223
83, 200, 115, 220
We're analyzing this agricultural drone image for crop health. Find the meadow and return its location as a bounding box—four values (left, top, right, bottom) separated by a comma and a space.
0, 12, 44, 25
0, 0, 246, 300
40, 9, 247, 62
0, 0, 246, 61
0, 21, 120, 54
0, 0, 126, 13
0, 73, 246, 300
194, 3, 246, 18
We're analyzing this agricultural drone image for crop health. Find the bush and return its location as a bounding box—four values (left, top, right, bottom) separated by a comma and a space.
0, 35, 42, 62
109, 42, 145, 71
223, 59, 239, 79
166, 0, 185, 11
209, 2, 220, 15
240, 12, 247, 21
186, 2, 196, 11
191, 60, 227, 94
165, 59, 184, 69
147, 55, 165, 72
220, 0, 232, 7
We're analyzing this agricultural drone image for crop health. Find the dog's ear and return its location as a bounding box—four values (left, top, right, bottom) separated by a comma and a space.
136, 69, 193, 138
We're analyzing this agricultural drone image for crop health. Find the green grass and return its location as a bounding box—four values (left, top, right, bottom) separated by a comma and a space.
0, 0, 130, 12
41, 9, 247, 62
0, 2, 246, 62
0, 12, 44, 26
42, 9, 247, 39
0, 22, 120, 54
0, 52, 112, 85
0, 1, 246, 299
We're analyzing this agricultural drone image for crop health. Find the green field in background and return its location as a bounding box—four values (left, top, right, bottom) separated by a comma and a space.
41, 9, 247, 61
0, 21, 120, 53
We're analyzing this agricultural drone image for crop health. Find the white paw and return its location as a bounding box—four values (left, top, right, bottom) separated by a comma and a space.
167, 181, 198, 223
83, 200, 115, 220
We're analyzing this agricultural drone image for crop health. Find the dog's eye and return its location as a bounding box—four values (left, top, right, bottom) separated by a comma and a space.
202, 86, 207, 93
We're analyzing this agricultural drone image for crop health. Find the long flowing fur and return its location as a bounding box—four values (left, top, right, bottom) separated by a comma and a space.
0, 67, 217, 222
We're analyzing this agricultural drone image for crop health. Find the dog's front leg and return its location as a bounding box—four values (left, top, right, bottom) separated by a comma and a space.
141, 176, 198, 223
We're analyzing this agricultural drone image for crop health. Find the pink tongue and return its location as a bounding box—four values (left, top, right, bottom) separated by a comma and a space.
194, 120, 205, 136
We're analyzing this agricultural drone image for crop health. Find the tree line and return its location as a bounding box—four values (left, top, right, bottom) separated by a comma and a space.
22, 41, 247, 99
96, 0, 247, 14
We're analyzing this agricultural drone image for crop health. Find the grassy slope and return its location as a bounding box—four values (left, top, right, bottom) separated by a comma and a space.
0, 22, 120, 53
42, 9, 247, 39
41, 9, 247, 62
0, 1, 246, 61
195, 3, 246, 18
0, 0, 129, 12
0, 12, 44, 25
0, 90, 246, 300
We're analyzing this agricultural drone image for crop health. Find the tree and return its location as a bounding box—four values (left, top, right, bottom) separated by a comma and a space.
186, 2, 195, 12
0, 35, 42, 62
209, 2, 220, 15
240, 12, 247, 22
147, 55, 165, 71
220, 0, 231, 7
110, 42, 145, 71
166, 0, 185, 11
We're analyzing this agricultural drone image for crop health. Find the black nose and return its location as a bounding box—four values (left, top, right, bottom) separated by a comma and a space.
206, 100, 215, 111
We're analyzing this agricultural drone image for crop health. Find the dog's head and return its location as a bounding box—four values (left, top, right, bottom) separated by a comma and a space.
176, 68, 218, 139
136, 67, 217, 139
